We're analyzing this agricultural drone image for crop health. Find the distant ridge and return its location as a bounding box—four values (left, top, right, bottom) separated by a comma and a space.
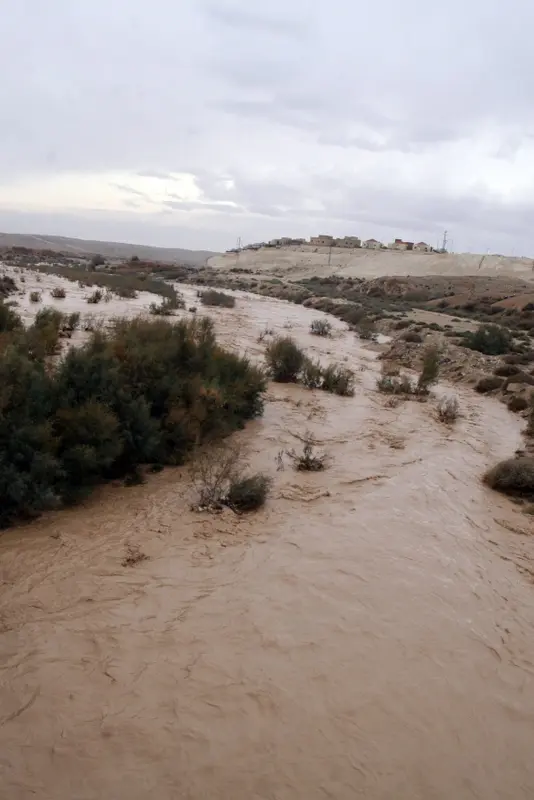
0, 232, 218, 266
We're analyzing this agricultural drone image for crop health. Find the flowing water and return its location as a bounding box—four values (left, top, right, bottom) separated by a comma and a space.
1, 289, 534, 799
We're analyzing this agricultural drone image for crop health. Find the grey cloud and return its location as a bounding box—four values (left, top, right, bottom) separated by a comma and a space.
136, 170, 179, 181
200, 1, 308, 38
162, 200, 244, 215
1, 0, 534, 255
112, 183, 153, 200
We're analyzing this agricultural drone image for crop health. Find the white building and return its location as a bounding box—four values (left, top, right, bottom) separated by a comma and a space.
335, 236, 361, 248
362, 238, 382, 249
310, 235, 335, 246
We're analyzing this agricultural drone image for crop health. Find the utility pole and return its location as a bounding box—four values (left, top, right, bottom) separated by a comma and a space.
328, 244, 332, 268
441, 230, 448, 253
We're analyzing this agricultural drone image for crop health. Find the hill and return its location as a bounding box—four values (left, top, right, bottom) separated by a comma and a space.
0, 232, 217, 266
208, 246, 534, 283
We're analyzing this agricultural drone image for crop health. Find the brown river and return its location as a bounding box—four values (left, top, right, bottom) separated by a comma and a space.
1, 288, 534, 799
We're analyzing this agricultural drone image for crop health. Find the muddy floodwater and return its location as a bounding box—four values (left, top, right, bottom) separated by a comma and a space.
1, 288, 534, 799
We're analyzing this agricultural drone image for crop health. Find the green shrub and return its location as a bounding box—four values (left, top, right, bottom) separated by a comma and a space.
29, 291, 41, 303
310, 318, 332, 337
484, 457, 534, 498
508, 395, 528, 412
90, 254, 105, 268
402, 331, 423, 343
0, 301, 23, 333
355, 317, 376, 340
377, 373, 414, 395
200, 289, 236, 308
150, 291, 185, 315
265, 336, 305, 382
226, 473, 271, 511
464, 324, 512, 355
475, 376, 504, 393
87, 289, 103, 304
0, 312, 266, 527
416, 345, 440, 394
66, 312, 81, 331
301, 358, 323, 389
51, 287, 67, 299
321, 364, 355, 396
117, 286, 138, 299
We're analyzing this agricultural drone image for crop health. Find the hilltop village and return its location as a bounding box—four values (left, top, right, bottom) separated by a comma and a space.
227, 234, 440, 254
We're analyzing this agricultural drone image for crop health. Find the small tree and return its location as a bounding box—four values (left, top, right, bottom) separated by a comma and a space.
417, 345, 440, 394
465, 324, 512, 355
90, 254, 105, 269
265, 336, 305, 382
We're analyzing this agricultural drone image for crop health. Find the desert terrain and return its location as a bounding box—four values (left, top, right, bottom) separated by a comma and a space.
209, 244, 534, 282
0, 231, 216, 266
1, 256, 534, 799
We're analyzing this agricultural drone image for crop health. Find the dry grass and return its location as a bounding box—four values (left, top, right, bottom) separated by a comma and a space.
283, 433, 330, 472
437, 395, 459, 424
189, 442, 270, 512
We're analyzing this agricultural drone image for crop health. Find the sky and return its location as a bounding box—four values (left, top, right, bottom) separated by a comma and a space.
1, 0, 534, 254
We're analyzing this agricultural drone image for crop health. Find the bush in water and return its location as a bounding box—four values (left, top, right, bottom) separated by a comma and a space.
0, 310, 266, 527
484, 457, 534, 498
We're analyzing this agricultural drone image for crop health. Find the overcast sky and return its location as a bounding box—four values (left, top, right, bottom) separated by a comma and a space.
1, 0, 533, 254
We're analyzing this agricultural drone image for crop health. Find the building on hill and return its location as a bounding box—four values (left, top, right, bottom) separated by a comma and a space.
335, 236, 361, 248
362, 238, 382, 249
389, 239, 414, 251
310, 235, 335, 246
414, 241, 432, 251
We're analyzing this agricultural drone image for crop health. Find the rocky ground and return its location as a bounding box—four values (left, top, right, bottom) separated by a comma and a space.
3, 245, 534, 427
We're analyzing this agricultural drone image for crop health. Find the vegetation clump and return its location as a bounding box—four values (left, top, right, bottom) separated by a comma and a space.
284, 435, 329, 471
29, 291, 41, 303
51, 287, 66, 299
310, 318, 332, 337
265, 336, 305, 383
464, 324, 512, 355
149, 293, 185, 316
87, 289, 103, 304
0, 311, 266, 527
402, 331, 423, 343
376, 346, 440, 397
226, 474, 272, 512
117, 286, 138, 299
484, 457, 534, 498
354, 317, 376, 340
376, 372, 414, 395
416, 345, 441, 394
189, 442, 270, 512
321, 363, 355, 396
494, 363, 520, 377
508, 395, 528, 413
200, 289, 236, 308
475, 376, 504, 393
437, 395, 459, 424
300, 357, 324, 389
